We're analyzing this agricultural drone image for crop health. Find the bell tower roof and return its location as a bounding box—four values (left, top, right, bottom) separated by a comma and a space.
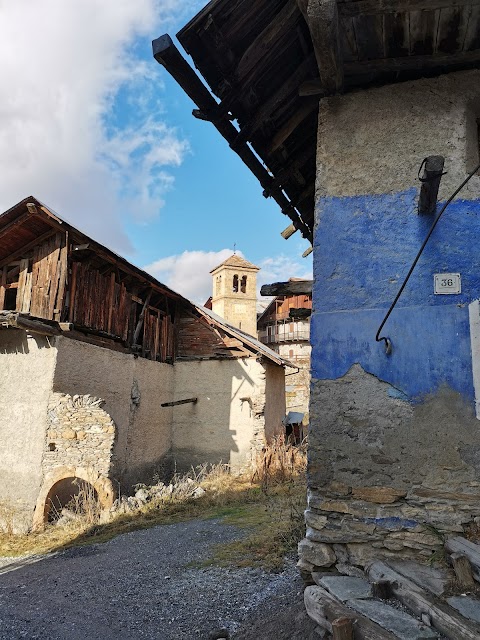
210, 254, 259, 274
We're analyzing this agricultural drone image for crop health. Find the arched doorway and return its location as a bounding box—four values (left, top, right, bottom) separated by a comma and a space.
33, 467, 115, 530
44, 477, 99, 522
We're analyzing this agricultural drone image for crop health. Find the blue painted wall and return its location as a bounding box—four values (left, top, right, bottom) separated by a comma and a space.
312, 189, 480, 401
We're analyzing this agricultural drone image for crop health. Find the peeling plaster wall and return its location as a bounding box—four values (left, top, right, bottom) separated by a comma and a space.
172, 358, 276, 471
303, 71, 480, 573
53, 337, 174, 490
0, 331, 56, 533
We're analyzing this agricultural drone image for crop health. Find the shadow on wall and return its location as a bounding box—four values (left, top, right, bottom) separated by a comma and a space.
0, 331, 52, 355
171, 359, 267, 473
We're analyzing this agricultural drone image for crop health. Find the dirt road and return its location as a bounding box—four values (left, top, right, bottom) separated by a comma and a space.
0, 519, 317, 639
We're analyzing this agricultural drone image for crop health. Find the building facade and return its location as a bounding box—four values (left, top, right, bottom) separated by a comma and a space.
210, 254, 259, 337
0, 197, 287, 533
258, 284, 312, 421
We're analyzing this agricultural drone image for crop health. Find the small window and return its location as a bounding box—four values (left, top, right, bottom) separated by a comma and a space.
216, 275, 221, 296
240, 275, 247, 293
233, 274, 239, 293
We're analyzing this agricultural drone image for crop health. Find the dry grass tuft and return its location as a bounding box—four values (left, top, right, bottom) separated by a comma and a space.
0, 440, 307, 570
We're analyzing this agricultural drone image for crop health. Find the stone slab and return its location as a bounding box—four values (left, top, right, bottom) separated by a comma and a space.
347, 599, 439, 639
319, 576, 372, 602
388, 560, 449, 596
447, 596, 480, 623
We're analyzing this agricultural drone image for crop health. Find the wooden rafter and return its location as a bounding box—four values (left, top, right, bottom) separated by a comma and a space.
298, 0, 344, 94
339, 0, 480, 18
153, 34, 313, 242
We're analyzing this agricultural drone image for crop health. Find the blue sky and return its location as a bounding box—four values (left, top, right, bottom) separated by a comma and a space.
0, 0, 312, 303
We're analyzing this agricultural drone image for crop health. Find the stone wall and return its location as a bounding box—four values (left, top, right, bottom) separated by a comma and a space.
44, 393, 115, 477
302, 70, 480, 573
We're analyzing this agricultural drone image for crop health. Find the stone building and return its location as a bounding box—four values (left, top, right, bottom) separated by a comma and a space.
0, 197, 287, 532
156, 0, 480, 574
258, 279, 312, 425
210, 254, 259, 337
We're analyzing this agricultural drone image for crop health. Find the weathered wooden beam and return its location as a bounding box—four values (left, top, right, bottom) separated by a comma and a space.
345, 48, 480, 77
298, 0, 344, 95
368, 561, 480, 640
289, 308, 312, 319
232, 54, 317, 148
261, 280, 313, 297
133, 289, 153, 345
305, 586, 397, 639
281, 223, 298, 239
418, 155, 445, 214
445, 536, 480, 582
0, 210, 35, 242
267, 97, 319, 154
0, 230, 57, 271
340, 0, 480, 18
152, 34, 312, 242
332, 617, 354, 640
302, 246, 313, 258
160, 397, 198, 408
0, 312, 60, 336
451, 553, 475, 589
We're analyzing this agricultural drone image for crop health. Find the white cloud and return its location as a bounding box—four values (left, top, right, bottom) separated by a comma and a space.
144, 249, 313, 305
144, 249, 236, 304
0, 0, 203, 252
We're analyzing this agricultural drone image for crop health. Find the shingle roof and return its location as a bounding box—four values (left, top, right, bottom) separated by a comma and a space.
210, 254, 259, 274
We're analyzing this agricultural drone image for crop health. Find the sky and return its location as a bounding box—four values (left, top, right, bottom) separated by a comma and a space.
0, 0, 312, 305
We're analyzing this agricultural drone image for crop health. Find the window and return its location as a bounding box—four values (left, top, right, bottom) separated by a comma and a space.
240, 275, 247, 293
216, 275, 221, 295
233, 274, 239, 293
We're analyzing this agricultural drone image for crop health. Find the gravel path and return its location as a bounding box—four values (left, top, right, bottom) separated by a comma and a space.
0, 519, 315, 640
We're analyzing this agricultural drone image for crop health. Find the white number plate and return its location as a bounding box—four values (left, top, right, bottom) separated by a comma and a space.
434, 273, 461, 295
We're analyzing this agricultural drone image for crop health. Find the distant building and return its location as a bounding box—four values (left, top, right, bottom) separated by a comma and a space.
210, 254, 259, 337
257, 280, 312, 424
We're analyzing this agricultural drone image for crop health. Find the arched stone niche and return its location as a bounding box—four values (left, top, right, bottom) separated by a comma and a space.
33, 466, 114, 530
33, 393, 117, 529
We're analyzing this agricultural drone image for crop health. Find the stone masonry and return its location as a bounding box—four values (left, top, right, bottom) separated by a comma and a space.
43, 393, 115, 479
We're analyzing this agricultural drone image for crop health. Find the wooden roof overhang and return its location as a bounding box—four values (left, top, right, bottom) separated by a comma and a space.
154, 0, 480, 246
0, 196, 189, 306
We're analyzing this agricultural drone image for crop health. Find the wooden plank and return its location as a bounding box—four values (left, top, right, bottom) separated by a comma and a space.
339, 16, 359, 62
368, 561, 480, 639
332, 618, 354, 640
436, 6, 469, 53
267, 97, 319, 154
340, 0, 480, 18
344, 46, 480, 76
353, 13, 385, 61
384, 11, 410, 57
0, 230, 56, 271
464, 5, 480, 50
298, 0, 344, 94
260, 280, 313, 296
15, 258, 29, 312
68, 261, 78, 323
445, 536, 480, 580
409, 9, 438, 55
22, 272, 32, 314
304, 586, 397, 639
232, 54, 317, 146
451, 553, 476, 589
236, 2, 299, 81
0, 266, 7, 309
53, 237, 68, 321
47, 234, 62, 319
107, 271, 116, 333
